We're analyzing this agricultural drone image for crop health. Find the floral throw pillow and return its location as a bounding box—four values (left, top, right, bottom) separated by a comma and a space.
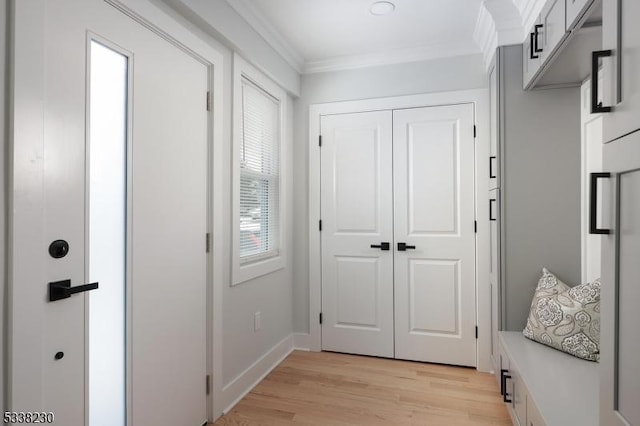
523, 268, 600, 361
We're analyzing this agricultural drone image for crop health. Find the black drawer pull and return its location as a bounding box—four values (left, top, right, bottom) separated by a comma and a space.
589, 172, 611, 234
370, 242, 390, 251
591, 50, 613, 113
529, 32, 539, 59
490, 199, 497, 221
489, 156, 497, 179
534, 24, 543, 53
500, 369, 508, 396
503, 374, 513, 403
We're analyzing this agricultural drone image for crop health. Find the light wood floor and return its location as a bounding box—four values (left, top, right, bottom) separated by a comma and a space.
214, 350, 511, 426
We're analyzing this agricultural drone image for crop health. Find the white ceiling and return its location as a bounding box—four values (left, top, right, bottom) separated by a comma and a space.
226, 0, 490, 73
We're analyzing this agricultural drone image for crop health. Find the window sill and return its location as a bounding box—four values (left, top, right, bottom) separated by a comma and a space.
232, 253, 285, 285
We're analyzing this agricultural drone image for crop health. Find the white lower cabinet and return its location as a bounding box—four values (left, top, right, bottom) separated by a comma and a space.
512, 368, 527, 426
527, 399, 546, 426
499, 332, 597, 426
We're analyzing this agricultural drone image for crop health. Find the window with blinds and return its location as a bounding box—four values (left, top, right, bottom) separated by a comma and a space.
239, 77, 280, 262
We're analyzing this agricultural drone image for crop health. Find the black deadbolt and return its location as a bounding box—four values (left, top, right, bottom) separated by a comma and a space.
49, 240, 69, 259
54, 351, 64, 360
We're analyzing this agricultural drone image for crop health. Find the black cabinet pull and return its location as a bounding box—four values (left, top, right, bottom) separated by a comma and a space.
489, 156, 497, 179
49, 279, 99, 302
503, 373, 513, 403
534, 24, 543, 53
490, 199, 497, 221
590, 172, 611, 234
370, 242, 390, 251
397, 242, 416, 251
500, 369, 508, 396
591, 50, 613, 113
529, 32, 539, 59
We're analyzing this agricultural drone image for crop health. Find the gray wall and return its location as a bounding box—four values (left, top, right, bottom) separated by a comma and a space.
499, 45, 582, 330
293, 54, 488, 333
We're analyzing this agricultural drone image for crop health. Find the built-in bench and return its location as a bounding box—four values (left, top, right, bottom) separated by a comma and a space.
498, 331, 599, 426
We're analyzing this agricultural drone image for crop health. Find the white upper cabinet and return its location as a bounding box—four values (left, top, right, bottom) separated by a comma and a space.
523, 17, 542, 88
539, 0, 567, 64
602, 0, 640, 141
566, 0, 594, 30
523, 0, 601, 89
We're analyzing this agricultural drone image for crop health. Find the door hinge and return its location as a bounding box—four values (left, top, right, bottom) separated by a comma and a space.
319, 312, 323, 324
475, 326, 478, 339
206, 233, 211, 253
206, 91, 212, 111
473, 125, 477, 138
206, 374, 210, 395
319, 220, 322, 231
319, 135, 322, 147
474, 221, 477, 233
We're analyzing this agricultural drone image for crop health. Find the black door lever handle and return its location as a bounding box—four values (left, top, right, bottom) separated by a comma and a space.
397, 242, 416, 251
370, 242, 390, 251
49, 279, 99, 302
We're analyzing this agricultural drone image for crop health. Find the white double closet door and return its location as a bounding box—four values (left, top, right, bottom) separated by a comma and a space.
320, 104, 477, 367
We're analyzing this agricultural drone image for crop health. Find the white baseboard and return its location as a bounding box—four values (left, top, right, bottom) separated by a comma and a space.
221, 334, 294, 414
293, 333, 312, 351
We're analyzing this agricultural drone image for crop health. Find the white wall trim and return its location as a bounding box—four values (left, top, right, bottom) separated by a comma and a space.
512, 0, 546, 39
474, 2, 499, 70
308, 89, 493, 372
221, 334, 294, 414
473, 0, 524, 70
224, 0, 304, 73
303, 41, 481, 74
293, 333, 311, 351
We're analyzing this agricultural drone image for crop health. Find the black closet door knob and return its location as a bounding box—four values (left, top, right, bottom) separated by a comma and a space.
397, 242, 416, 251
370, 242, 390, 251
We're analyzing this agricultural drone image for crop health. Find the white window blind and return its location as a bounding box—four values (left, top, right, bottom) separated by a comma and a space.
239, 77, 280, 262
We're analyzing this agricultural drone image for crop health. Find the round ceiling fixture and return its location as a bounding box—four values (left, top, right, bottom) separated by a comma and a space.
370, 1, 395, 16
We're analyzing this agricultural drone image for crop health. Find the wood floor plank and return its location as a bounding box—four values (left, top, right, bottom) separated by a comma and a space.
214, 351, 511, 425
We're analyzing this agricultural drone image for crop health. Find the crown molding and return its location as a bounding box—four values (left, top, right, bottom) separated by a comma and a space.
224, 0, 304, 73
302, 41, 481, 74
224, 0, 533, 76
473, 0, 525, 69
512, 0, 546, 38
474, 2, 498, 69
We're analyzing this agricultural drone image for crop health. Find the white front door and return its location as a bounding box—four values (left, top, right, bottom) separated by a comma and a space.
319, 104, 476, 366
393, 104, 477, 366
10, 1, 209, 425
320, 111, 394, 358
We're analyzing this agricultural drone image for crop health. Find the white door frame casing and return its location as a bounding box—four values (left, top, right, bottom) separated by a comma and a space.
308, 89, 493, 372
8, 0, 226, 421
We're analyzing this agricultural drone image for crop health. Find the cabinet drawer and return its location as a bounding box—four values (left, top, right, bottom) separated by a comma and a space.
512, 369, 527, 426
527, 398, 546, 426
